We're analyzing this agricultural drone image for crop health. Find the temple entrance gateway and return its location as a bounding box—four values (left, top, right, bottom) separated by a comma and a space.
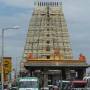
21, 1, 90, 89
25, 62, 89, 88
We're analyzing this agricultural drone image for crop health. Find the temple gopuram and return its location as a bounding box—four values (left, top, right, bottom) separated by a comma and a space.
21, 1, 90, 87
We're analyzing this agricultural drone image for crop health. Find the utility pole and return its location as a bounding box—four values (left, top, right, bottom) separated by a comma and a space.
1, 26, 20, 90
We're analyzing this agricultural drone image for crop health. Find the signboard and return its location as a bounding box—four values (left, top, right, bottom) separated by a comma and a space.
3, 57, 12, 74
0, 57, 12, 74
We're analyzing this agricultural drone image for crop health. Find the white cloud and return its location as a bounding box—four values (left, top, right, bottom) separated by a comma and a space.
0, 12, 30, 57
0, 0, 35, 8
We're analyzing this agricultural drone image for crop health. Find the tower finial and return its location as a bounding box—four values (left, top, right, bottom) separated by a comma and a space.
34, 0, 62, 7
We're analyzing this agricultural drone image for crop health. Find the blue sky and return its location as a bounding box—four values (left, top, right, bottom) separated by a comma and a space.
0, 0, 90, 70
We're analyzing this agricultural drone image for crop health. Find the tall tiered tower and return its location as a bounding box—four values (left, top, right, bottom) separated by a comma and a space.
23, 1, 73, 61
21, 1, 89, 87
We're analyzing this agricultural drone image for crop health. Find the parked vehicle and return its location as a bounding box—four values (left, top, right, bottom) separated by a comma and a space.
59, 80, 88, 90
70, 80, 87, 90
18, 77, 39, 90
83, 76, 90, 88
59, 80, 70, 90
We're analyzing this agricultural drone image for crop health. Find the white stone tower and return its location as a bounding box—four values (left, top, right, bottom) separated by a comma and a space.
23, 1, 73, 62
